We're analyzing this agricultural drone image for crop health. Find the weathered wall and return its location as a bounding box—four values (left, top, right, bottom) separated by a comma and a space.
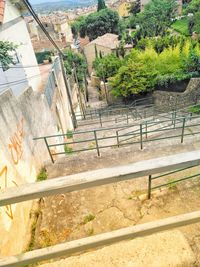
0, 87, 58, 257
153, 78, 200, 111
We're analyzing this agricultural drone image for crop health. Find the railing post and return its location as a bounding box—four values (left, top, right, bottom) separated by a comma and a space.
99, 113, 102, 127
140, 124, 143, 150
94, 130, 100, 156
116, 131, 120, 147
145, 121, 148, 139
181, 118, 186, 143
173, 110, 177, 129
126, 110, 129, 124
147, 175, 152, 199
44, 137, 54, 164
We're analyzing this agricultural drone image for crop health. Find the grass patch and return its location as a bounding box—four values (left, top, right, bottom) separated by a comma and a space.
37, 168, 47, 182
64, 144, 73, 154
83, 214, 95, 224
167, 178, 177, 189
188, 104, 200, 114
66, 130, 73, 139
171, 17, 190, 36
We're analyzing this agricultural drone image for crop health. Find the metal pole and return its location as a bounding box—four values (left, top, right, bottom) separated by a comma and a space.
181, 118, 186, 143
84, 72, 89, 102
44, 137, 54, 164
148, 175, 152, 199
116, 131, 119, 147
174, 110, 177, 129
145, 121, 148, 139
94, 130, 100, 156
73, 65, 86, 119
99, 113, 102, 127
140, 124, 143, 150
59, 54, 77, 129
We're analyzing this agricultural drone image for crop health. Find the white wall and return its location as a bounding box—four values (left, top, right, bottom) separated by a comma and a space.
0, 0, 41, 94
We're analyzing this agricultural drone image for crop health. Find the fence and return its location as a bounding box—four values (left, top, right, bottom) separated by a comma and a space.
0, 151, 200, 266
34, 105, 200, 163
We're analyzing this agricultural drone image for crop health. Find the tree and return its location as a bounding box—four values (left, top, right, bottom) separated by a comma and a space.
72, 9, 119, 41
97, 0, 107, 12
63, 50, 87, 82
128, 0, 140, 15
0, 41, 17, 69
93, 54, 123, 80
109, 61, 156, 97
136, 0, 177, 37
185, 0, 200, 13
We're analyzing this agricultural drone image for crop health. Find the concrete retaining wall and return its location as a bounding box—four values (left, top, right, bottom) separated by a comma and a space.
153, 78, 200, 111
0, 88, 57, 257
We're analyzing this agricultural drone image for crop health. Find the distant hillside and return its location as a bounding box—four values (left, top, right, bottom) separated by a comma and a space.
33, 0, 97, 13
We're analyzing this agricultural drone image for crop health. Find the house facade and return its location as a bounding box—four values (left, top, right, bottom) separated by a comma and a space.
0, 0, 41, 96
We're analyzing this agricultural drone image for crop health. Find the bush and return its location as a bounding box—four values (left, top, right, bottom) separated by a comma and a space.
37, 168, 47, 181
35, 51, 51, 64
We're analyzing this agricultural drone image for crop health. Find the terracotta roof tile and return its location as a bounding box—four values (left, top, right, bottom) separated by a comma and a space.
0, 0, 5, 23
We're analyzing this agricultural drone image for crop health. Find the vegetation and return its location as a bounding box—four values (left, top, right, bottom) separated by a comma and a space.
188, 104, 200, 114
35, 51, 52, 64
108, 40, 200, 97
66, 130, 73, 139
128, 0, 140, 15
93, 54, 124, 80
71, 9, 120, 41
97, 0, 107, 12
83, 214, 95, 224
64, 144, 73, 154
63, 49, 87, 83
37, 168, 47, 181
135, 0, 177, 37
0, 41, 17, 69
171, 18, 190, 36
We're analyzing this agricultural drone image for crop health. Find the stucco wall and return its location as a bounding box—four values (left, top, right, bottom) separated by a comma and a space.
84, 44, 113, 74
0, 0, 41, 93
0, 87, 58, 256
153, 78, 200, 111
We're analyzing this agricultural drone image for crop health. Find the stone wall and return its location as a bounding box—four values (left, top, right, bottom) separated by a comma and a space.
153, 78, 200, 111
0, 87, 58, 257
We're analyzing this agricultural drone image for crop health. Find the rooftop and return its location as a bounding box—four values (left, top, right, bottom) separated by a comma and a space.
88, 33, 120, 49
0, 0, 5, 23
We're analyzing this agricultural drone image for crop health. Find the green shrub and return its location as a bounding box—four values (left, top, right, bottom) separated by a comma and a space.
66, 130, 73, 139
64, 144, 73, 154
35, 51, 51, 64
37, 168, 47, 181
188, 104, 200, 114
83, 214, 95, 224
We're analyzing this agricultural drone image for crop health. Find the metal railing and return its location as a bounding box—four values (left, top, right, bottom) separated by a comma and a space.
34, 107, 200, 163
75, 97, 154, 120
1, 151, 200, 266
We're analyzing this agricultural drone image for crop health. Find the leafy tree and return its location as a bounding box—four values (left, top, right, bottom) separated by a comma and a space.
109, 61, 156, 97
128, 0, 140, 15
193, 11, 200, 34
63, 50, 87, 82
109, 40, 200, 97
72, 9, 119, 41
136, 0, 177, 37
93, 54, 123, 80
0, 41, 17, 68
185, 0, 200, 13
97, 0, 107, 12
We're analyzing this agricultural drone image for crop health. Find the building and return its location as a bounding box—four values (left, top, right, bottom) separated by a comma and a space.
25, 13, 73, 52
112, 0, 132, 17
0, 0, 41, 96
84, 33, 132, 74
